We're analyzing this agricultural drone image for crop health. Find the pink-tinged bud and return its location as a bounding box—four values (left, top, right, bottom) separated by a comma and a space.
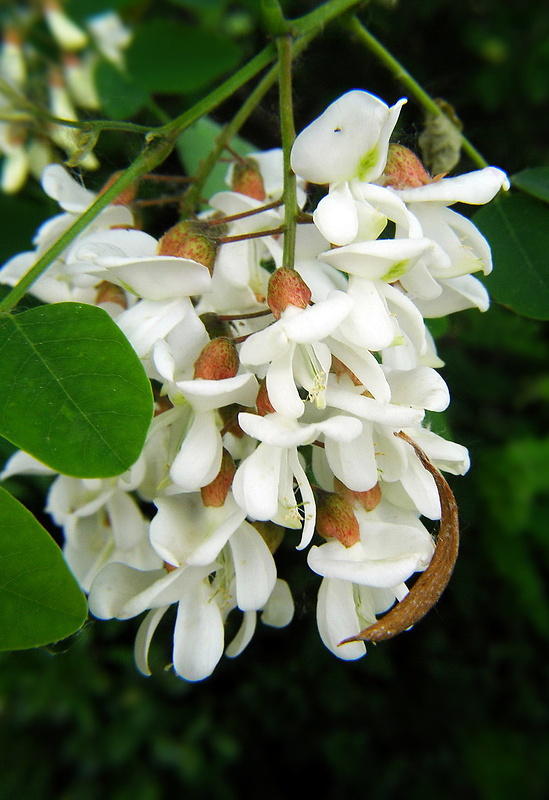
251, 520, 285, 554
315, 489, 360, 548
99, 171, 139, 206
378, 144, 432, 190
201, 449, 236, 507
193, 337, 239, 380
334, 478, 382, 512
267, 267, 312, 319
158, 220, 218, 274
95, 280, 127, 309
231, 158, 266, 201
256, 379, 276, 416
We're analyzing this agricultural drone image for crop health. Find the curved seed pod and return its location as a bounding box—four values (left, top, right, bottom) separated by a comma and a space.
339, 430, 459, 645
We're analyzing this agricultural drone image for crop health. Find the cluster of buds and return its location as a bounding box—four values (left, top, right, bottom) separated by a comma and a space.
0, 1, 131, 192
0, 90, 508, 680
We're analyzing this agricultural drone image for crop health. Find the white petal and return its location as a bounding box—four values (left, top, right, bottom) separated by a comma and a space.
229, 523, 277, 610
232, 443, 282, 521
175, 372, 258, 412
225, 611, 257, 658
170, 411, 222, 491
261, 579, 294, 627
291, 90, 405, 184
173, 576, 225, 681
134, 606, 169, 676
41, 163, 94, 211
395, 166, 508, 205
313, 185, 359, 246
316, 578, 366, 660
88, 563, 164, 619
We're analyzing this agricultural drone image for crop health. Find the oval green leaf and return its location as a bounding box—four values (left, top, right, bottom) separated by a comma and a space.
0, 303, 153, 478
0, 486, 87, 651
94, 59, 150, 120
126, 20, 241, 94
511, 167, 549, 204
473, 192, 549, 320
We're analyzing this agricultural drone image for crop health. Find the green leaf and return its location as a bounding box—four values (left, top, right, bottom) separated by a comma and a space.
126, 20, 242, 94
0, 303, 153, 478
511, 167, 549, 204
0, 486, 87, 651
177, 117, 254, 201
473, 192, 549, 320
94, 60, 149, 121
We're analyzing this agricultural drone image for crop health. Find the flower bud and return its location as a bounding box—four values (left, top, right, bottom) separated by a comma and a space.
378, 144, 431, 190
193, 337, 239, 380
267, 267, 311, 319
158, 220, 218, 274
251, 520, 285, 554
231, 157, 266, 201
201, 449, 236, 507
334, 477, 382, 512
315, 489, 360, 548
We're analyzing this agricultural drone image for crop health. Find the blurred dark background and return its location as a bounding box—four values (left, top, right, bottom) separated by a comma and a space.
1, 0, 549, 798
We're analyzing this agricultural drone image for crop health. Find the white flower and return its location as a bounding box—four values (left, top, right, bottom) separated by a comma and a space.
309, 501, 434, 659
291, 90, 406, 185
0, 164, 133, 304
89, 521, 278, 682
239, 290, 353, 418
69, 228, 212, 300
233, 411, 362, 549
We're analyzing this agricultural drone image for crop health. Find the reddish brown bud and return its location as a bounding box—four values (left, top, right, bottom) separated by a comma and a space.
267, 267, 312, 319
256, 378, 276, 416
95, 280, 127, 309
201, 449, 236, 507
251, 520, 286, 554
158, 220, 218, 274
315, 489, 360, 547
99, 171, 139, 206
231, 157, 266, 201
193, 337, 239, 380
378, 144, 431, 190
334, 478, 382, 512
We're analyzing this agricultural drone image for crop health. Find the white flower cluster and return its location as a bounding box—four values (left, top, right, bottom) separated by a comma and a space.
0, 3, 131, 192
0, 90, 508, 681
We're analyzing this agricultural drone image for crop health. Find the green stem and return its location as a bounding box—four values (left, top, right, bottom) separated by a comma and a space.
0, 135, 174, 314
179, 62, 280, 217
345, 16, 488, 169
277, 34, 298, 269
291, 0, 369, 34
